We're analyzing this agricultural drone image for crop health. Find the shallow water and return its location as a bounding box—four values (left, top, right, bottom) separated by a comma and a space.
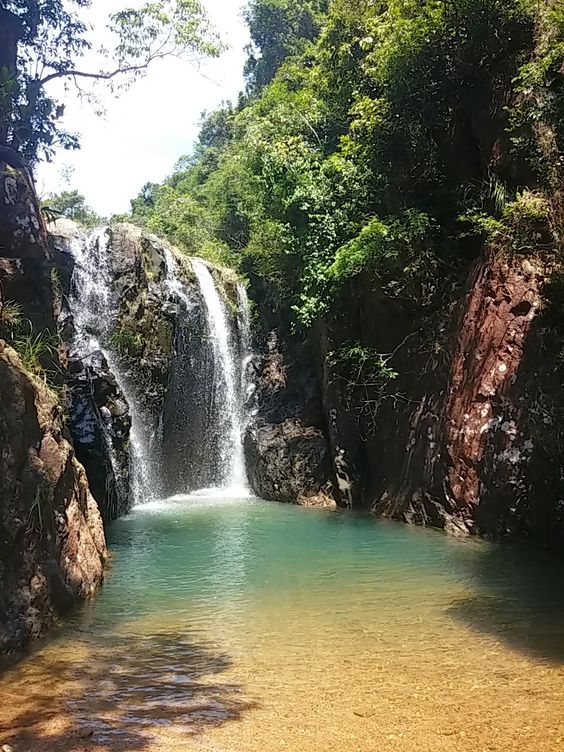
2, 494, 564, 751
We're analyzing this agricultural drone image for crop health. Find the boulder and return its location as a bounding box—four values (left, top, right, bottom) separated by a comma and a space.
245, 418, 335, 507
68, 350, 131, 521
244, 330, 336, 506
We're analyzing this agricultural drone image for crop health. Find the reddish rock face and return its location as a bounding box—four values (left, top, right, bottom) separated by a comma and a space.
0, 341, 106, 653
445, 254, 542, 522
302, 245, 564, 545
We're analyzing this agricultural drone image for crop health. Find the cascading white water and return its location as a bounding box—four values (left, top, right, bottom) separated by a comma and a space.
65, 228, 252, 500
66, 227, 156, 503
191, 258, 251, 490
163, 247, 193, 311
236, 281, 255, 410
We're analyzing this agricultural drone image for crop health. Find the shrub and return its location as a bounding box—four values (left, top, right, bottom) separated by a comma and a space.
110, 327, 143, 357
12, 329, 58, 377
0, 300, 23, 337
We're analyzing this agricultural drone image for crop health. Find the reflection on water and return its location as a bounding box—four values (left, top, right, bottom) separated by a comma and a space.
1, 494, 564, 751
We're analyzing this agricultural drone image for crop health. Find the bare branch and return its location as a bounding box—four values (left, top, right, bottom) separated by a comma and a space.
39, 60, 158, 86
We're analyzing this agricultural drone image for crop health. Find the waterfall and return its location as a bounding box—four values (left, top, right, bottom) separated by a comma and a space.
63, 225, 252, 502
191, 258, 251, 490
66, 227, 156, 503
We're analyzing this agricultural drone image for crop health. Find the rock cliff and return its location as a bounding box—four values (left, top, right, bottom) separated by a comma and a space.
250, 241, 564, 546
0, 341, 106, 652
369, 250, 560, 543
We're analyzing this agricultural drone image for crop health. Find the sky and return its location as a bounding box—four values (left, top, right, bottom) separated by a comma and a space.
35, 0, 249, 217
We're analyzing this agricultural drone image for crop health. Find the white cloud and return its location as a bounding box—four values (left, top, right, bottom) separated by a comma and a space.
35, 0, 249, 216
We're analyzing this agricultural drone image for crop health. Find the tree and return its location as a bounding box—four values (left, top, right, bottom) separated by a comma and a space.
130, 182, 160, 219
243, 0, 328, 94
0, 0, 223, 164
42, 189, 104, 227
122, 0, 560, 332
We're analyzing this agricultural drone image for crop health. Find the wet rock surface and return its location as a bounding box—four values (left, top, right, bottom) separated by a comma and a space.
49, 223, 133, 518
67, 351, 131, 522
104, 224, 210, 495
50, 222, 248, 498
105, 223, 180, 432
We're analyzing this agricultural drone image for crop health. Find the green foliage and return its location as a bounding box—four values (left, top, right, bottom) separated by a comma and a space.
329, 210, 434, 294
1, 300, 63, 385
328, 341, 399, 428
123, 0, 561, 329
50, 266, 63, 312
27, 478, 51, 533
2, 0, 222, 162
0, 299, 23, 337
460, 191, 551, 253
12, 328, 58, 376
543, 270, 564, 328
507, 0, 564, 179
42, 189, 104, 228
110, 327, 143, 357
502, 191, 551, 251
243, 0, 328, 93
329, 342, 399, 385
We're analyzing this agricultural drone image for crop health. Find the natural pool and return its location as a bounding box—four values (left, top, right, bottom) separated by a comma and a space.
2, 492, 564, 751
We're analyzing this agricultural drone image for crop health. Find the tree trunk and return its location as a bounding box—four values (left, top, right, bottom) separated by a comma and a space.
0, 8, 24, 147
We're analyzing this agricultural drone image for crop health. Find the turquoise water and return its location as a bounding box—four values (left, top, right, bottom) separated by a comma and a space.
3, 493, 564, 752
97, 494, 474, 628
96, 493, 564, 654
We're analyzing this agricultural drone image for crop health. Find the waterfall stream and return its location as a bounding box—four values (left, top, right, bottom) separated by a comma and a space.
191, 258, 250, 491
66, 228, 157, 503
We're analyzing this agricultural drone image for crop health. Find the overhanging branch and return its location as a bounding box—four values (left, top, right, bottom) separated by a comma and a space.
39, 62, 155, 86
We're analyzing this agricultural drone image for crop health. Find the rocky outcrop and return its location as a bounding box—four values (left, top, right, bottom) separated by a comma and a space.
103, 224, 211, 495
104, 223, 178, 431
104, 225, 254, 495
253, 245, 563, 544
444, 254, 543, 533
0, 341, 106, 653
0, 169, 54, 331
364, 250, 564, 544
245, 419, 335, 506
244, 331, 336, 507
49, 222, 133, 519
247, 233, 564, 544
50, 222, 249, 497
49, 220, 178, 445
67, 351, 131, 522
0, 179, 110, 653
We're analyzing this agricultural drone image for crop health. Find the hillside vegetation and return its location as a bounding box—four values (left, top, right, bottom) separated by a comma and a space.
122, 0, 563, 327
